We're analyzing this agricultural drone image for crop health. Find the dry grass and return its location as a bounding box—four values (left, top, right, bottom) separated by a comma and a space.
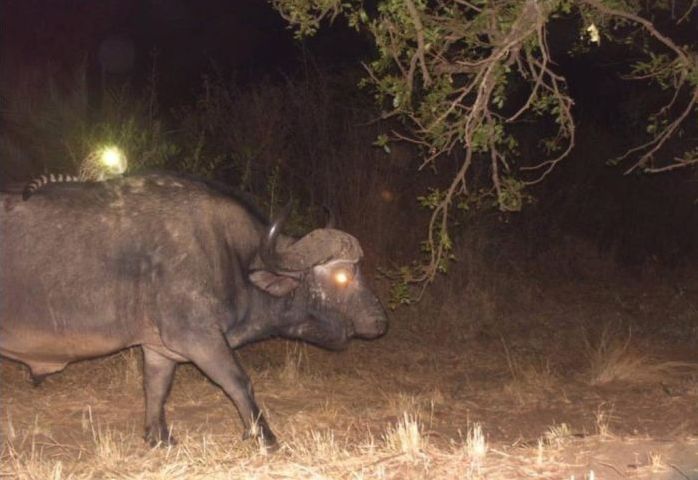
543, 423, 572, 449
464, 422, 488, 462
584, 325, 698, 385
383, 412, 425, 459
7, 413, 684, 480
0, 412, 474, 479
593, 405, 616, 439
278, 342, 312, 384
500, 339, 559, 404
2, 331, 698, 479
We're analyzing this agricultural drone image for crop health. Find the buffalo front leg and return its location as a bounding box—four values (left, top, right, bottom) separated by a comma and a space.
180, 339, 278, 449
142, 347, 177, 447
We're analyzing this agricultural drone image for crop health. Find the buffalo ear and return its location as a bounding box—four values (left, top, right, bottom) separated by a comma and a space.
249, 270, 300, 297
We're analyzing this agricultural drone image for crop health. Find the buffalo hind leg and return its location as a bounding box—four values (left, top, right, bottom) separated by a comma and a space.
143, 347, 177, 447
180, 339, 278, 450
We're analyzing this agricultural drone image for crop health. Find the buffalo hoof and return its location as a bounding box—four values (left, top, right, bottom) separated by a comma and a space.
144, 427, 177, 448
262, 435, 280, 453
243, 424, 279, 452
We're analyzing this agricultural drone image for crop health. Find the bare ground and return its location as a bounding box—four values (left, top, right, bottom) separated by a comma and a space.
2, 280, 698, 479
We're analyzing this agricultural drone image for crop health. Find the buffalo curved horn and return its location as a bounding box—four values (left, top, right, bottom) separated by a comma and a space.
260, 202, 293, 272
260, 205, 364, 273
323, 205, 336, 229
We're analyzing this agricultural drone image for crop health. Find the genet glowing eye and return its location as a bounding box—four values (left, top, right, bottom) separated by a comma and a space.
99, 146, 127, 174
334, 270, 350, 285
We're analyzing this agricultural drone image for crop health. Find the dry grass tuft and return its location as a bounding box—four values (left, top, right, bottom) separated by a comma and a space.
465, 422, 488, 461
2, 442, 66, 480
647, 451, 668, 473
383, 412, 425, 459
501, 339, 558, 403
536, 438, 545, 466
278, 343, 310, 384
593, 405, 617, 439
307, 429, 341, 460
585, 326, 697, 385
532, 422, 573, 467
544, 423, 572, 448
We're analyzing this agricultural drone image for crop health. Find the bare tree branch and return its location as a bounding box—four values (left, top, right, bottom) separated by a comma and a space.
405, 0, 432, 88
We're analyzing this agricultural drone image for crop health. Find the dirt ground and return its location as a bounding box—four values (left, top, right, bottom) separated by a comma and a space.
2, 279, 698, 479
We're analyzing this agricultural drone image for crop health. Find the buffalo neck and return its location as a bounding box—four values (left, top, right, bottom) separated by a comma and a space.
223, 284, 297, 349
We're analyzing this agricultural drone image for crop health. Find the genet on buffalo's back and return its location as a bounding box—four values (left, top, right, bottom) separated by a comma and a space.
0, 173, 388, 448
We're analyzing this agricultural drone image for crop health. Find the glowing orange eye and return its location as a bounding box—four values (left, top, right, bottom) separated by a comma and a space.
334, 270, 350, 285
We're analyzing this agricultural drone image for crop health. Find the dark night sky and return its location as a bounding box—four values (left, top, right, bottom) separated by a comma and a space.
5, 1, 695, 124
3, 1, 695, 111
1, 0, 370, 104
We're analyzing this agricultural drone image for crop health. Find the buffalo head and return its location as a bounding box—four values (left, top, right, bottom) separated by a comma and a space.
249, 206, 388, 349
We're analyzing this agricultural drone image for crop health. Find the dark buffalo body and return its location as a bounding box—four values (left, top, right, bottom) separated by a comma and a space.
0, 174, 387, 447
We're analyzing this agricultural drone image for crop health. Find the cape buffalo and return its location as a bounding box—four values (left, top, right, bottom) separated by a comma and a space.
0, 173, 388, 448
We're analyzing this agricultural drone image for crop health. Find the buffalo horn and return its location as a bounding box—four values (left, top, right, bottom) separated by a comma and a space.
323, 205, 336, 229
259, 202, 293, 271
261, 205, 363, 272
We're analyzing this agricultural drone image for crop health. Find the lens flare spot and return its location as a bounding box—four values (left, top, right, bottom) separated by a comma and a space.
334, 270, 349, 285
99, 146, 127, 174
380, 189, 394, 202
